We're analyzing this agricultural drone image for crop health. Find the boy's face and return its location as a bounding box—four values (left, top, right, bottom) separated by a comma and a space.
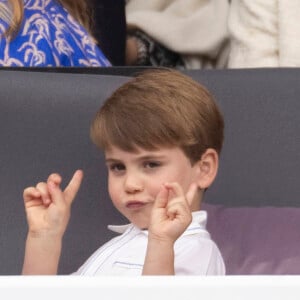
105, 145, 201, 229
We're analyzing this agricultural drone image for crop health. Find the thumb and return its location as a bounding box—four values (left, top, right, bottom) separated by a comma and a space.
63, 170, 83, 205
154, 185, 169, 209
185, 183, 198, 207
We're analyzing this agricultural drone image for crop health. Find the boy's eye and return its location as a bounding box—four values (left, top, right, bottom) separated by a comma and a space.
144, 161, 161, 169
109, 163, 125, 172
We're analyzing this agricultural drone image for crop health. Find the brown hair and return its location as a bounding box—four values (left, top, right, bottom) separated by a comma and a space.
90, 69, 224, 164
1, 0, 91, 38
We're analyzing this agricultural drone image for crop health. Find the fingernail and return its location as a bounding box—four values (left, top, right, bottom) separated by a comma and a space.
48, 181, 55, 189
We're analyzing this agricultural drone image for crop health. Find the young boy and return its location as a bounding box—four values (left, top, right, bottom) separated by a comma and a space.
22, 69, 225, 275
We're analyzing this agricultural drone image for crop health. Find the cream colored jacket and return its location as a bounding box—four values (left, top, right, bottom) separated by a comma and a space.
126, 0, 230, 69
228, 0, 300, 67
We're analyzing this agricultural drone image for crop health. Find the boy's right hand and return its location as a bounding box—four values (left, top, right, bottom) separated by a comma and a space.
148, 182, 197, 244
23, 170, 83, 238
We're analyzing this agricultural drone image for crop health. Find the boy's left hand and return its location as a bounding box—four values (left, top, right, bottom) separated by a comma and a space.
148, 182, 197, 244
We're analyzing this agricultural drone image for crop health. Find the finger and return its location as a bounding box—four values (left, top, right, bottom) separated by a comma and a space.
166, 205, 178, 220
167, 200, 190, 215
36, 182, 51, 206
185, 183, 198, 207
164, 182, 186, 206
47, 179, 65, 206
47, 173, 62, 186
63, 170, 83, 205
45, 174, 62, 206
166, 201, 192, 223
153, 185, 169, 209
164, 182, 184, 198
23, 187, 41, 202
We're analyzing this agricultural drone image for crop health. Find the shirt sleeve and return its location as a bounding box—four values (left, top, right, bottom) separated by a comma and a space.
174, 235, 225, 275
0, 30, 59, 66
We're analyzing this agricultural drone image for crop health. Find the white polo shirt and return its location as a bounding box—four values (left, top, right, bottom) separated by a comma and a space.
74, 211, 225, 275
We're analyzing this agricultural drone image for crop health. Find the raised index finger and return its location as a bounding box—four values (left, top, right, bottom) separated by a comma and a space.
153, 185, 169, 209
164, 182, 184, 199
63, 170, 84, 205
164, 182, 198, 207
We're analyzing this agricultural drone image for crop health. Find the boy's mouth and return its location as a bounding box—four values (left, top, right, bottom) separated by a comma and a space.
126, 201, 146, 210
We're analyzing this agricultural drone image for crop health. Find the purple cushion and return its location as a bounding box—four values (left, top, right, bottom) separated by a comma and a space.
203, 203, 300, 275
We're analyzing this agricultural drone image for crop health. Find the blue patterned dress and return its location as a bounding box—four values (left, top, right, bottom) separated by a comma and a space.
0, 0, 111, 66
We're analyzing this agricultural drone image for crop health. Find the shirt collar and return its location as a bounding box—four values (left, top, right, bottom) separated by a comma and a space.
182, 210, 209, 238
107, 223, 133, 234
108, 210, 208, 236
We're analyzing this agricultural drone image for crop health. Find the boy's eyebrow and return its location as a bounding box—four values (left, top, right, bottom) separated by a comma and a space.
136, 155, 166, 161
105, 154, 167, 164
105, 158, 121, 164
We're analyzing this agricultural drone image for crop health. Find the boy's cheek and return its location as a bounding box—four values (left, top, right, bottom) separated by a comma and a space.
107, 181, 118, 201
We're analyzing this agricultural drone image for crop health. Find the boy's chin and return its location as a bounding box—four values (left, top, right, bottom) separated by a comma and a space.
126, 211, 151, 230
131, 220, 149, 231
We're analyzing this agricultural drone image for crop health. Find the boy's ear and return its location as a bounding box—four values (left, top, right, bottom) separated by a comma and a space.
194, 148, 219, 190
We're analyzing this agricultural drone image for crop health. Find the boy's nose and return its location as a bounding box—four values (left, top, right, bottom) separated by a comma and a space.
124, 173, 143, 194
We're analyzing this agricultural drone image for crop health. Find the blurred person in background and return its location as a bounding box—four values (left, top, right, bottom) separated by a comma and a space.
125, 0, 230, 69
228, 0, 300, 67
0, 0, 110, 66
